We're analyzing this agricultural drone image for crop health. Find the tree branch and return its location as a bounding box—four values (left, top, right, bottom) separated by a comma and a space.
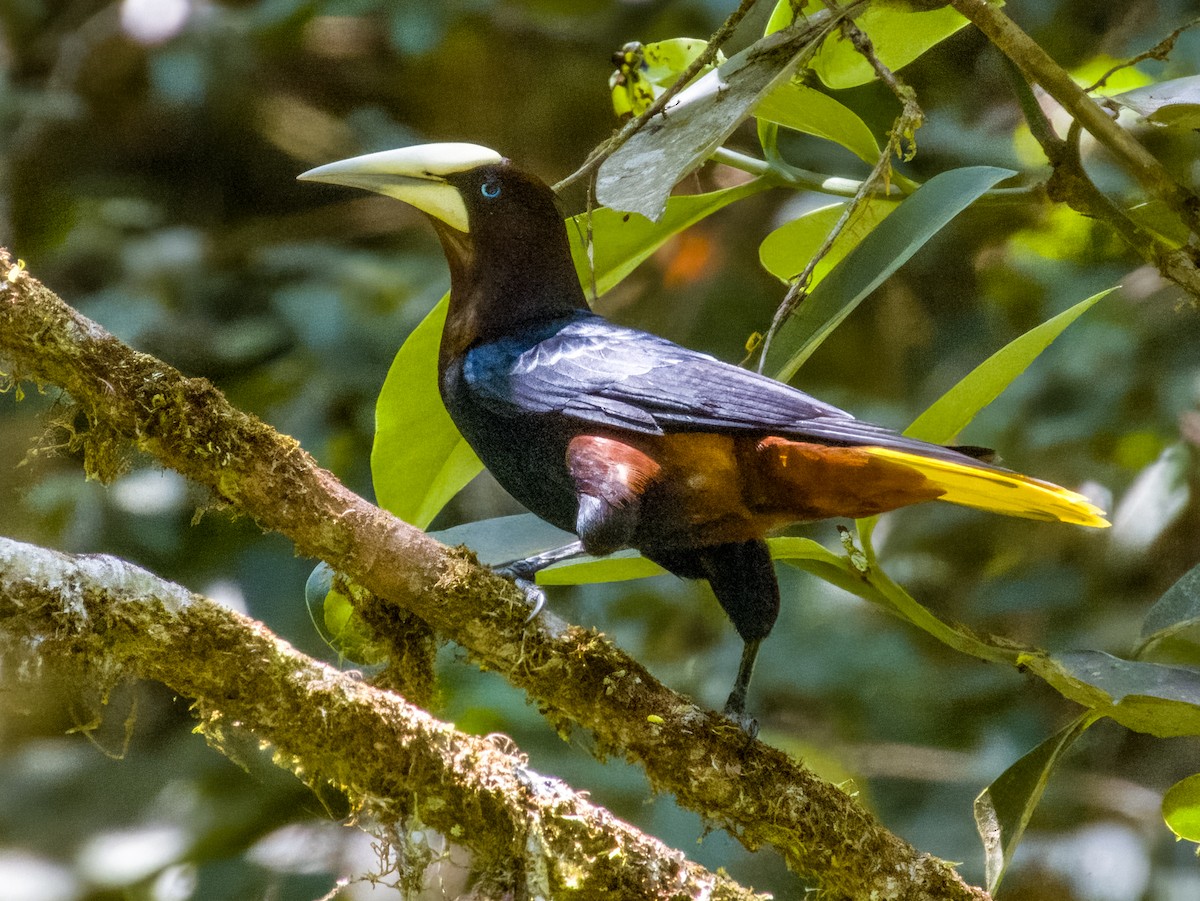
0, 248, 989, 900
994, 46, 1200, 302
0, 535, 764, 900
950, 0, 1200, 238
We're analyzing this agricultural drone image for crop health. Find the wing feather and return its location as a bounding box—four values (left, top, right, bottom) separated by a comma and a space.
462, 313, 979, 465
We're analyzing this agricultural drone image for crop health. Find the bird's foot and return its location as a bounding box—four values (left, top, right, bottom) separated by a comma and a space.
495, 558, 539, 582
494, 543, 583, 622
722, 695, 759, 740
494, 566, 547, 622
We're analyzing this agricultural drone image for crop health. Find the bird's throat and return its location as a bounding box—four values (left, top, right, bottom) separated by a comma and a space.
435, 217, 588, 362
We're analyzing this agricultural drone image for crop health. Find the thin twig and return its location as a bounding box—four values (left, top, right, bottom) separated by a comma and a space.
553, 0, 759, 196
1000, 53, 1064, 155
1084, 16, 1200, 93
950, 0, 1200, 237
755, 17, 923, 374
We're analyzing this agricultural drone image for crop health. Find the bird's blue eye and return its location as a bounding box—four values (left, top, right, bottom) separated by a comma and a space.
481, 180, 501, 199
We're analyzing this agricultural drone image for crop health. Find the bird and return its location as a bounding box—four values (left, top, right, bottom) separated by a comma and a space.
299, 142, 1109, 725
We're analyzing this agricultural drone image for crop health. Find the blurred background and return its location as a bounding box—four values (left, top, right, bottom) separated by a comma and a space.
2, 0, 1199, 898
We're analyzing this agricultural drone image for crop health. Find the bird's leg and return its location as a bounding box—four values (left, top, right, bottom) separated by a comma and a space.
494, 540, 585, 620
723, 638, 762, 737
697, 539, 779, 735
495, 540, 585, 580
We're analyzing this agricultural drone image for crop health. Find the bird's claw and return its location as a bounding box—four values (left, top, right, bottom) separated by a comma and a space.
722, 693, 759, 740
722, 706, 759, 740
499, 573, 546, 622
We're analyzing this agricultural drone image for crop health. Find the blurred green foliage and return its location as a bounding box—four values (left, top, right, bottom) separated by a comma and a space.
2, 1, 1200, 899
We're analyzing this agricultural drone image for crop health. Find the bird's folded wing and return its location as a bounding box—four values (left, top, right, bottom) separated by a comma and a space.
462, 315, 980, 464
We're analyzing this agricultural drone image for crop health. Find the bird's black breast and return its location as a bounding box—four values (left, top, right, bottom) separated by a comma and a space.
439, 348, 581, 533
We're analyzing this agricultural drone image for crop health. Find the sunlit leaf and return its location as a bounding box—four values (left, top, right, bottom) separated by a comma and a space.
539, 552, 666, 585
610, 38, 724, 118
1163, 773, 1200, 842
905, 287, 1114, 444
765, 166, 1014, 383
975, 715, 1097, 894
765, 0, 975, 90
759, 198, 897, 285
372, 295, 483, 528
1126, 200, 1191, 248
570, 179, 768, 295
1138, 561, 1200, 665
754, 81, 880, 163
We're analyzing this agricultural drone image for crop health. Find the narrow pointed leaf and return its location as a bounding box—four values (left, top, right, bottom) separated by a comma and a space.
539, 552, 666, 585
975, 715, 1096, 894
905, 287, 1114, 444
766, 165, 1014, 383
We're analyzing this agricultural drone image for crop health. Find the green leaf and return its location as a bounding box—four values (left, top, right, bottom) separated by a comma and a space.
597, 12, 843, 220
1022, 650, 1200, 737
1110, 74, 1200, 129
759, 198, 897, 285
905, 287, 1114, 444
1163, 773, 1200, 842
1126, 200, 1191, 248
610, 38, 724, 118
426, 517, 850, 588
754, 81, 881, 163
539, 552, 666, 585
1138, 560, 1200, 661
570, 179, 769, 295
304, 562, 388, 666
371, 294, 483, 528
765, 165, 1014, 383
430, 513, 663, 585
975, 715, 1097, 894
765, 0, 974, 90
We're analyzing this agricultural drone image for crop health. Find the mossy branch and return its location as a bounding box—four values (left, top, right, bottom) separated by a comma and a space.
0, 247, 989, 901
0, 536, 764, 900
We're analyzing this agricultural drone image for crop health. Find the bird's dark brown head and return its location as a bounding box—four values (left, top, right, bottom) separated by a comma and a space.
299, 143, 588, 355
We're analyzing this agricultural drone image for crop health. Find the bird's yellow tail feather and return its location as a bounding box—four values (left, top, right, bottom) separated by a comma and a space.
865, 447, 1110, 528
